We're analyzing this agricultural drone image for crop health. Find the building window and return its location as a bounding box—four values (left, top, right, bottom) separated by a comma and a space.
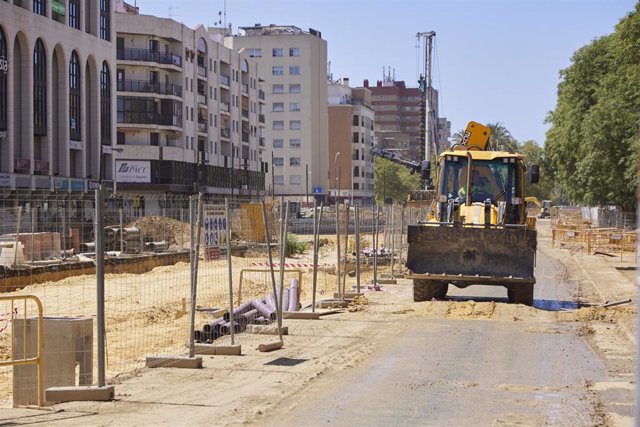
289, 120, 301, 130
352, 115, 359, 126
273, 84, 284, 94
273, 139, 284, 148
289, 138, 301, 148
69, 52, 81, 141
33, 0, 45, 15
100, 0, 110, 41
290, 157, 300, 166
274, 175, 284, 185
272, 66, 284, 76
273, 121, 284, 130
289, 102, 300, 112
272, 48, 283, 57
289, 66, 300, 75
117, 131, 125, 145
289, 47, 300, 57
290, 175, 301, 184
273, 157, 284, 166
0, 28, 6, 131
352, 132, 359, 143
100, 62, 111, 145
68, 0, 80, 28
247, 48, 262, 58
272, 102, 284, 112
33, 39, 47, 136
289, 84, 300, 93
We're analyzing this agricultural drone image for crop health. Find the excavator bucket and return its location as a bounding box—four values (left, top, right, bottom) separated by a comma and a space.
406, 225, 536, 283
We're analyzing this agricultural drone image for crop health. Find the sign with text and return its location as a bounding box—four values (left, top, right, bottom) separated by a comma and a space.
203, 204, 227, 261
0, 173, 10, 187
115, 160, 151, 183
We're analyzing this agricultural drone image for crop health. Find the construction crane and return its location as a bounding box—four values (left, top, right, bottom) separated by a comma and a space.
416, 31, 438, 166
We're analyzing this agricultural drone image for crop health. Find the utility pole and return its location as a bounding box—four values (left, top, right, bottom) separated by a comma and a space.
416, 31, 437, 163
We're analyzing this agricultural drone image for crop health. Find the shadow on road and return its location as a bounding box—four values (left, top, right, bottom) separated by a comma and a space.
445, 295, 579, 311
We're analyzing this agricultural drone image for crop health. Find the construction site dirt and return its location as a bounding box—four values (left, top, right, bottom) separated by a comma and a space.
0, 220, 635, 426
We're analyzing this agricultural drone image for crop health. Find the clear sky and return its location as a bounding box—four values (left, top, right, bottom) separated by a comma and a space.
135, 0, 636, 145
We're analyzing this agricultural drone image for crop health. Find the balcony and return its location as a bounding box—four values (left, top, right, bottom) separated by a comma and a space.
117, 80, 182, 97
258, 90, 265, 101
118, 111, 182, 127
242, 83, 249, 94
219, 74, 230, 86
258, 114, 265, 124
198, 94, 207, 105
197, 65, 207, 78
241, 109, 249, 119
117, 48, 182, 67
220, 102, 230, 113
220, 128, 231, 139
259, 136, 265, 147
198, 122, 208, 133
242, 132, 250, 143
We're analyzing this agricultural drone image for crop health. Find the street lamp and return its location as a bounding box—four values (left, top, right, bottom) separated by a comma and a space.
305, 163, 311, 204
334, 152, 341, 206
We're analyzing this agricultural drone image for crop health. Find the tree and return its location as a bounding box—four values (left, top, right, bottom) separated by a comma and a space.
544, 2, 639, 209
373, 157, 421, 204
487, 122, 518, 152
518, 140, 555, 201
450, 129, 465, 146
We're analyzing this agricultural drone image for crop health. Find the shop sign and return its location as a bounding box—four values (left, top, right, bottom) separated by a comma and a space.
115, 160, 151, 183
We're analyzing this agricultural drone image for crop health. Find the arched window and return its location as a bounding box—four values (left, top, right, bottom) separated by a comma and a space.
33, 39, 47, 136
69, 0, 80, 29
100, 62, 111, 145
99, 0, 110, 41
69, 51, 81, 141
0, 28, 7, 131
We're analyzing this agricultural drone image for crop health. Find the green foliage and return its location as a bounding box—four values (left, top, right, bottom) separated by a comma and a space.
285, 233, 307, 257
487, 122, 519, 152
544, 2, 640, 208
518, 140, 556, 201
373, 157, 421, 204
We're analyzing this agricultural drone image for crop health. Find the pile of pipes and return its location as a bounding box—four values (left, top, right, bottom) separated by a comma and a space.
194, 278, 299, 343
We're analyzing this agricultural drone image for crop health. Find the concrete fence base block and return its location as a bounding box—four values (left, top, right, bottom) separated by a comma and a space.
246, 325, 288, 335
341, 292, 363, 299
45, 386, 115, 403
145, 356, 203, 369
257, 341, 283, 352
283, 312, 320, 320
378, 279, 397, 284
194, 344, 242, 356
318, 300, 349, 309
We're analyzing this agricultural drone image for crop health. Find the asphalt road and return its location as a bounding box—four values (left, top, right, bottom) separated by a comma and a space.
274, 249, 607, 426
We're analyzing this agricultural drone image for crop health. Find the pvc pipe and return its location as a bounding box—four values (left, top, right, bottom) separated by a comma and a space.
253, 299, 277, 322
288, 278, 299, 312
282, 288, 290, 313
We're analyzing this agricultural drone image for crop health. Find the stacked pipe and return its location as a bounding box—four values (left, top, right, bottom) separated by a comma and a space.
193, 278, 301, 343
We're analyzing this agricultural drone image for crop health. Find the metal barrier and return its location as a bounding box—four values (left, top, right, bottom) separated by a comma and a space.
0, 295, 44, 407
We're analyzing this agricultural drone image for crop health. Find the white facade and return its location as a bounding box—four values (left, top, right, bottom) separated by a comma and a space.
115, 11, 266, 198
0, 0, 116, 192
227, 25, 328, 202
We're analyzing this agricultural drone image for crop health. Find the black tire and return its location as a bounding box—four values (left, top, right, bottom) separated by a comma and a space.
413, 280, 448, 302
507, 285, 534, 306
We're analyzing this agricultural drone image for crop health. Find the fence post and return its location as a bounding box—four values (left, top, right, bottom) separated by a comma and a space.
188, 193, 203, 357
373, 204, 378, 286
95, 187, 106, 387
355, 204, 361, 294
225, 198, 235, 345
311, 201, 321, 312
336, 203, 342, 301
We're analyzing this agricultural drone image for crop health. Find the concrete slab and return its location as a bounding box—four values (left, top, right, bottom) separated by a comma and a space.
257, 341, 283, 352
45, 386, 115, 403
145, 356, 203, 369
333, 292, 362, 299
283, 312, 320, 320
246, 325, 288, 335
378, 279, 397, 284
194, 344, 241, 356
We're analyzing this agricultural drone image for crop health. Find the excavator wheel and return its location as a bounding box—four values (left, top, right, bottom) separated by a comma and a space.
413, 279, 448, 302
507, 285, 534, 306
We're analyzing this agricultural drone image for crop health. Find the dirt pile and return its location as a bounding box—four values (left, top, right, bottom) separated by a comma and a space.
128, 216, 191, 245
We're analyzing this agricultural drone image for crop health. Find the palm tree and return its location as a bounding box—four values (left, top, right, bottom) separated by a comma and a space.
450, 129, 466, 146
486, 122, 518, 152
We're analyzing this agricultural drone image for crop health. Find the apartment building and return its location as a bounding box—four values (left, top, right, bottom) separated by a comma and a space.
227, 25, 328, 203
328, 79, 375, 205
0, 0, 116, 195
114, 6, 266, 206
365, 78, 449, 161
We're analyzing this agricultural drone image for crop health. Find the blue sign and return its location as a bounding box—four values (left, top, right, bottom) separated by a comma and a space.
313, 186, 323, 194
